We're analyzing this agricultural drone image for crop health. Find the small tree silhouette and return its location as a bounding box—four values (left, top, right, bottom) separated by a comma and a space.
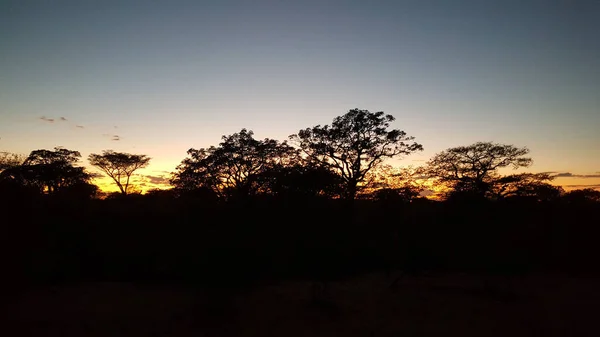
424, 142, 534, 199
0, 152, 25, 172
563, 188, 600, 204
89, 151, 150, 194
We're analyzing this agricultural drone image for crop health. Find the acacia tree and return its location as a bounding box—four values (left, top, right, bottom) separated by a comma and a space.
424, 142, 544, 199
171, 129, 298, 199
290, 109, 423, 200
88, 151, 151, 194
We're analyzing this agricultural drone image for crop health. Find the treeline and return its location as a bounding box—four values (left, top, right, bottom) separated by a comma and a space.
1, 109, 599, 289
2, 109, 598, 202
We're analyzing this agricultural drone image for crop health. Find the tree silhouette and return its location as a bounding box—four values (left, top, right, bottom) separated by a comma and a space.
256, 163, 344, 200
361, 165, 425, 201
0, 152, 25, 172
493, 173, 563, 201
171, 129, 298, 199
1, 147, 94, 195
0, 152, 31, 198
424, 142, 533, 199
88, 151, 151, 194
563, 188, 600, 204
170, 148, 219, 195
290, 109, 423, 201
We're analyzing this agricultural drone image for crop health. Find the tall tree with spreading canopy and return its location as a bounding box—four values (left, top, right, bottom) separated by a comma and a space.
171, 129, 298, 199
423, 142, 558, 199
88, 151, 151, 194
290, 109, 423, 200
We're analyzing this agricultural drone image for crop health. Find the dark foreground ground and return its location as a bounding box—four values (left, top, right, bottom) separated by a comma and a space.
4, 272, 598, 337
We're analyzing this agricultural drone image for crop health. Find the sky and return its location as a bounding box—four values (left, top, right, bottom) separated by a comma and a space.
1, 0, 599, 192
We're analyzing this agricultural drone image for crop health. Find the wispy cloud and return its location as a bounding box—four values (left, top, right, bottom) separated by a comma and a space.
142, 175, 170, 185
561, 184, 600, 192
553, 172, 600, 178
40, 116, 71, 124
102, 133, 120, 141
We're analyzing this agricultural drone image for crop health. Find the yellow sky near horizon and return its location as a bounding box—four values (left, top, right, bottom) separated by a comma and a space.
88, 160, 600, 195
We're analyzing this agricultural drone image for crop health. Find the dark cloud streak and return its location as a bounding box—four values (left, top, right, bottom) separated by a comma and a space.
102, 133, 120, 141
563, 184, 600, 190
142, 175, 170, 185
553, 172, 600, 178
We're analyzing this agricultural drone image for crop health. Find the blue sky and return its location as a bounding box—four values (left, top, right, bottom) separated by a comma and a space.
1, 0, 599, 191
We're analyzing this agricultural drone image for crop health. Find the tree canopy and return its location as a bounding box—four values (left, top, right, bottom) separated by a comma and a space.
255, 163, 345, 200
1, 147, 95, 196
363, 165, 425, 202
290, 109, 423, 200
492, 173, 563, 201
2, 110, 591, 204
171, 129, 298, 199
423, 142, 562, 200
89, 151, 151, 194
563, 188, 600, 203
0, 152, 25, 172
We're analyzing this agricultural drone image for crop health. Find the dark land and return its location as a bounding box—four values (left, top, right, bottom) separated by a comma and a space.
2, 194, 599, 336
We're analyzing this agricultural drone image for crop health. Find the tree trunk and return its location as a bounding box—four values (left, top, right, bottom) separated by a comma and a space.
345, 179, 357, 201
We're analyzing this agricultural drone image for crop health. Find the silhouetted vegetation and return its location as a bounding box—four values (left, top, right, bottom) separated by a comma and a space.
171, 129, 299, 200
0, 147, 97, 200
1, 109, 599, 297
290, 109, 423, 201
423, 142, 562, 201
89, 150, 151, 194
